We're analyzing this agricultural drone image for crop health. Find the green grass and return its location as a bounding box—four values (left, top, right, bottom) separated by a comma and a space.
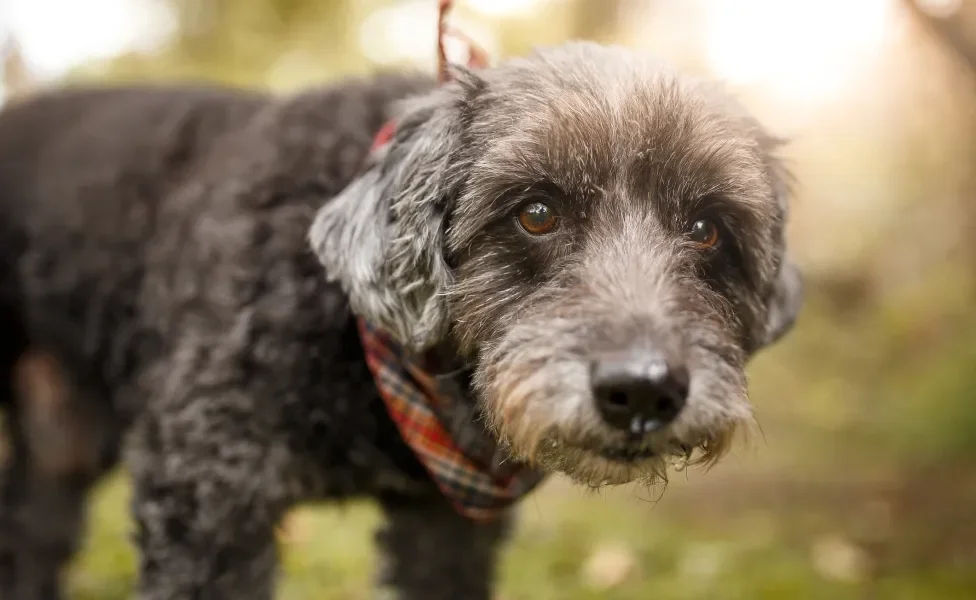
70, 472, 976, 600
63, 280, 976, 599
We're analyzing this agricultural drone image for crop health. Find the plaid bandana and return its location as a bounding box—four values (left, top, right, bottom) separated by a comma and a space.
357, 319, 545, 521
351, 0, 543, 522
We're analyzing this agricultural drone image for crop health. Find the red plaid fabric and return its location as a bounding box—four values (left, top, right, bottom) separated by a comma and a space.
351, 0, 542, 521
357, 319, 544, 521
369, 120, 397, 153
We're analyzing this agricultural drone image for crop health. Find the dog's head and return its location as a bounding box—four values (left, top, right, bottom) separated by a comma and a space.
310, 42, 802, 486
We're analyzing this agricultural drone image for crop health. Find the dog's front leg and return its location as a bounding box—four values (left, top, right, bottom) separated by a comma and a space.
374, 494, 512, 600
127, 354, 296, 600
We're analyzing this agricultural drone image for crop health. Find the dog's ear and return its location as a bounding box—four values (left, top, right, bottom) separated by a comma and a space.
761, 256, 803, 347
309, 72, 481, 352
757, 136, 803, 349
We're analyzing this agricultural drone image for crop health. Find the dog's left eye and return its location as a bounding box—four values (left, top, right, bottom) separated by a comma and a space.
688, 219, 721, 250
517, 201, 559, 235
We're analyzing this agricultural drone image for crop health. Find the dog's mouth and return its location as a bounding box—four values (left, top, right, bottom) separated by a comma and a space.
596, 445, 658, 463
528, 431, 715, 486
598, 442, 699, 464
570, 437, 695, 465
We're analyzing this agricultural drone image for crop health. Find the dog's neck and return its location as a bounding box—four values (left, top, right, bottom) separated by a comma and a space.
422, 340, 473, 386
357, 320, 543, 519
416, 340, 503, 460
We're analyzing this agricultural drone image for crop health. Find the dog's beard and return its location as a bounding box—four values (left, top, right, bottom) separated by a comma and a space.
529, 423, 740, 487
475, 326, 751, 487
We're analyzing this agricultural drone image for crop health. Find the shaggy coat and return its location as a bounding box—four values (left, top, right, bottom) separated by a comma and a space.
0, 42, 801, 599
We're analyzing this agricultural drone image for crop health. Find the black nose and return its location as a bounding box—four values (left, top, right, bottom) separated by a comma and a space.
591, 352, 689, 435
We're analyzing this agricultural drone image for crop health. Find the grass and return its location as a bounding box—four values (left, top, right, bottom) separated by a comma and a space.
70, 470, 976, 600
60, 288, 976, 599
64, 278, 976, 599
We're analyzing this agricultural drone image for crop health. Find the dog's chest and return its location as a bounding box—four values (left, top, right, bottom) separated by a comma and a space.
282, 320, 435, 500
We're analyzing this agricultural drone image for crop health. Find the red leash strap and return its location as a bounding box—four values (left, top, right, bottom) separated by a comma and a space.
357, 3, 544, 522
371, 0, 489, 153
437, 0, 490, 82
369, 120, 398, 153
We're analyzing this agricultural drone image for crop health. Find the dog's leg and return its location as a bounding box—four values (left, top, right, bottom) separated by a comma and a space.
0, 350, 110, 600
375, 494, 512, 600
0, 461, 91, 600
129, 415, 285, 600
128, 354, 296, 600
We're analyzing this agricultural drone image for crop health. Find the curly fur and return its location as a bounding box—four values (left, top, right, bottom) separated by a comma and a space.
0, 42, 801, 600
312, 43, 802, 486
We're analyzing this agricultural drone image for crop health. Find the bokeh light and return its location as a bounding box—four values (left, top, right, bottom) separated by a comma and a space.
702, 0, 895, 104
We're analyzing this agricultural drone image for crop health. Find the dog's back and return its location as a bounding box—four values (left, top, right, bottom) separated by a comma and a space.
0, 85, 274, 592
0, 84, 271, 429
0, 74, 429, 423
0, 71, 432, 416
0, 86, 278, 539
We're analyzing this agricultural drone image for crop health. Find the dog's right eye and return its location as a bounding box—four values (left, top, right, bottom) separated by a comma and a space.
517, 201, 559, 235
688, 218, 721, 250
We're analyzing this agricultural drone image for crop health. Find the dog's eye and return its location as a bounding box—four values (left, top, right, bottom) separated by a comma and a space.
689, 219, 720, 249
517, 201, 558, 235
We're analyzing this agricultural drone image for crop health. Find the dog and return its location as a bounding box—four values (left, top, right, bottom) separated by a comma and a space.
0, 42, 802, 599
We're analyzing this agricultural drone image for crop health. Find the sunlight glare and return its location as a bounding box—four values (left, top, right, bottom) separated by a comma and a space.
702, 0, 895, 104
360, 0, 498, 68
915, 0, 963, 18
463, 0, 552, 18
5, 0, 175, 80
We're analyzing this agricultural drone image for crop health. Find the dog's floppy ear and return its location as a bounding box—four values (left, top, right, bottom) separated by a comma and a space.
309, 72, 481, 352
757, 137, 803, 349
762, 255, 803, 347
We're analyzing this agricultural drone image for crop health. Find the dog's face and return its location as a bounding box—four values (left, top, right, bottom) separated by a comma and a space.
311, 42, 802, 486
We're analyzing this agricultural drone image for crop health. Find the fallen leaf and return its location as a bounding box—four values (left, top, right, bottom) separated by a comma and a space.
276, 511, 309, 545
582, 541, 639, 590
676, 541, 728, 582
811, 535, 872, 583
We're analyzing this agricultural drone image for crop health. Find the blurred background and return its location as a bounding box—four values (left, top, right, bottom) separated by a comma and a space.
2, 0, 975, 598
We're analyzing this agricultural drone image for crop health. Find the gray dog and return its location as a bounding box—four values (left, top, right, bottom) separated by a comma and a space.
0, 42, 801, 599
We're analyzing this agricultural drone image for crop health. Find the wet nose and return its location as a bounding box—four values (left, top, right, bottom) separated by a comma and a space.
590, 352, 689, 435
